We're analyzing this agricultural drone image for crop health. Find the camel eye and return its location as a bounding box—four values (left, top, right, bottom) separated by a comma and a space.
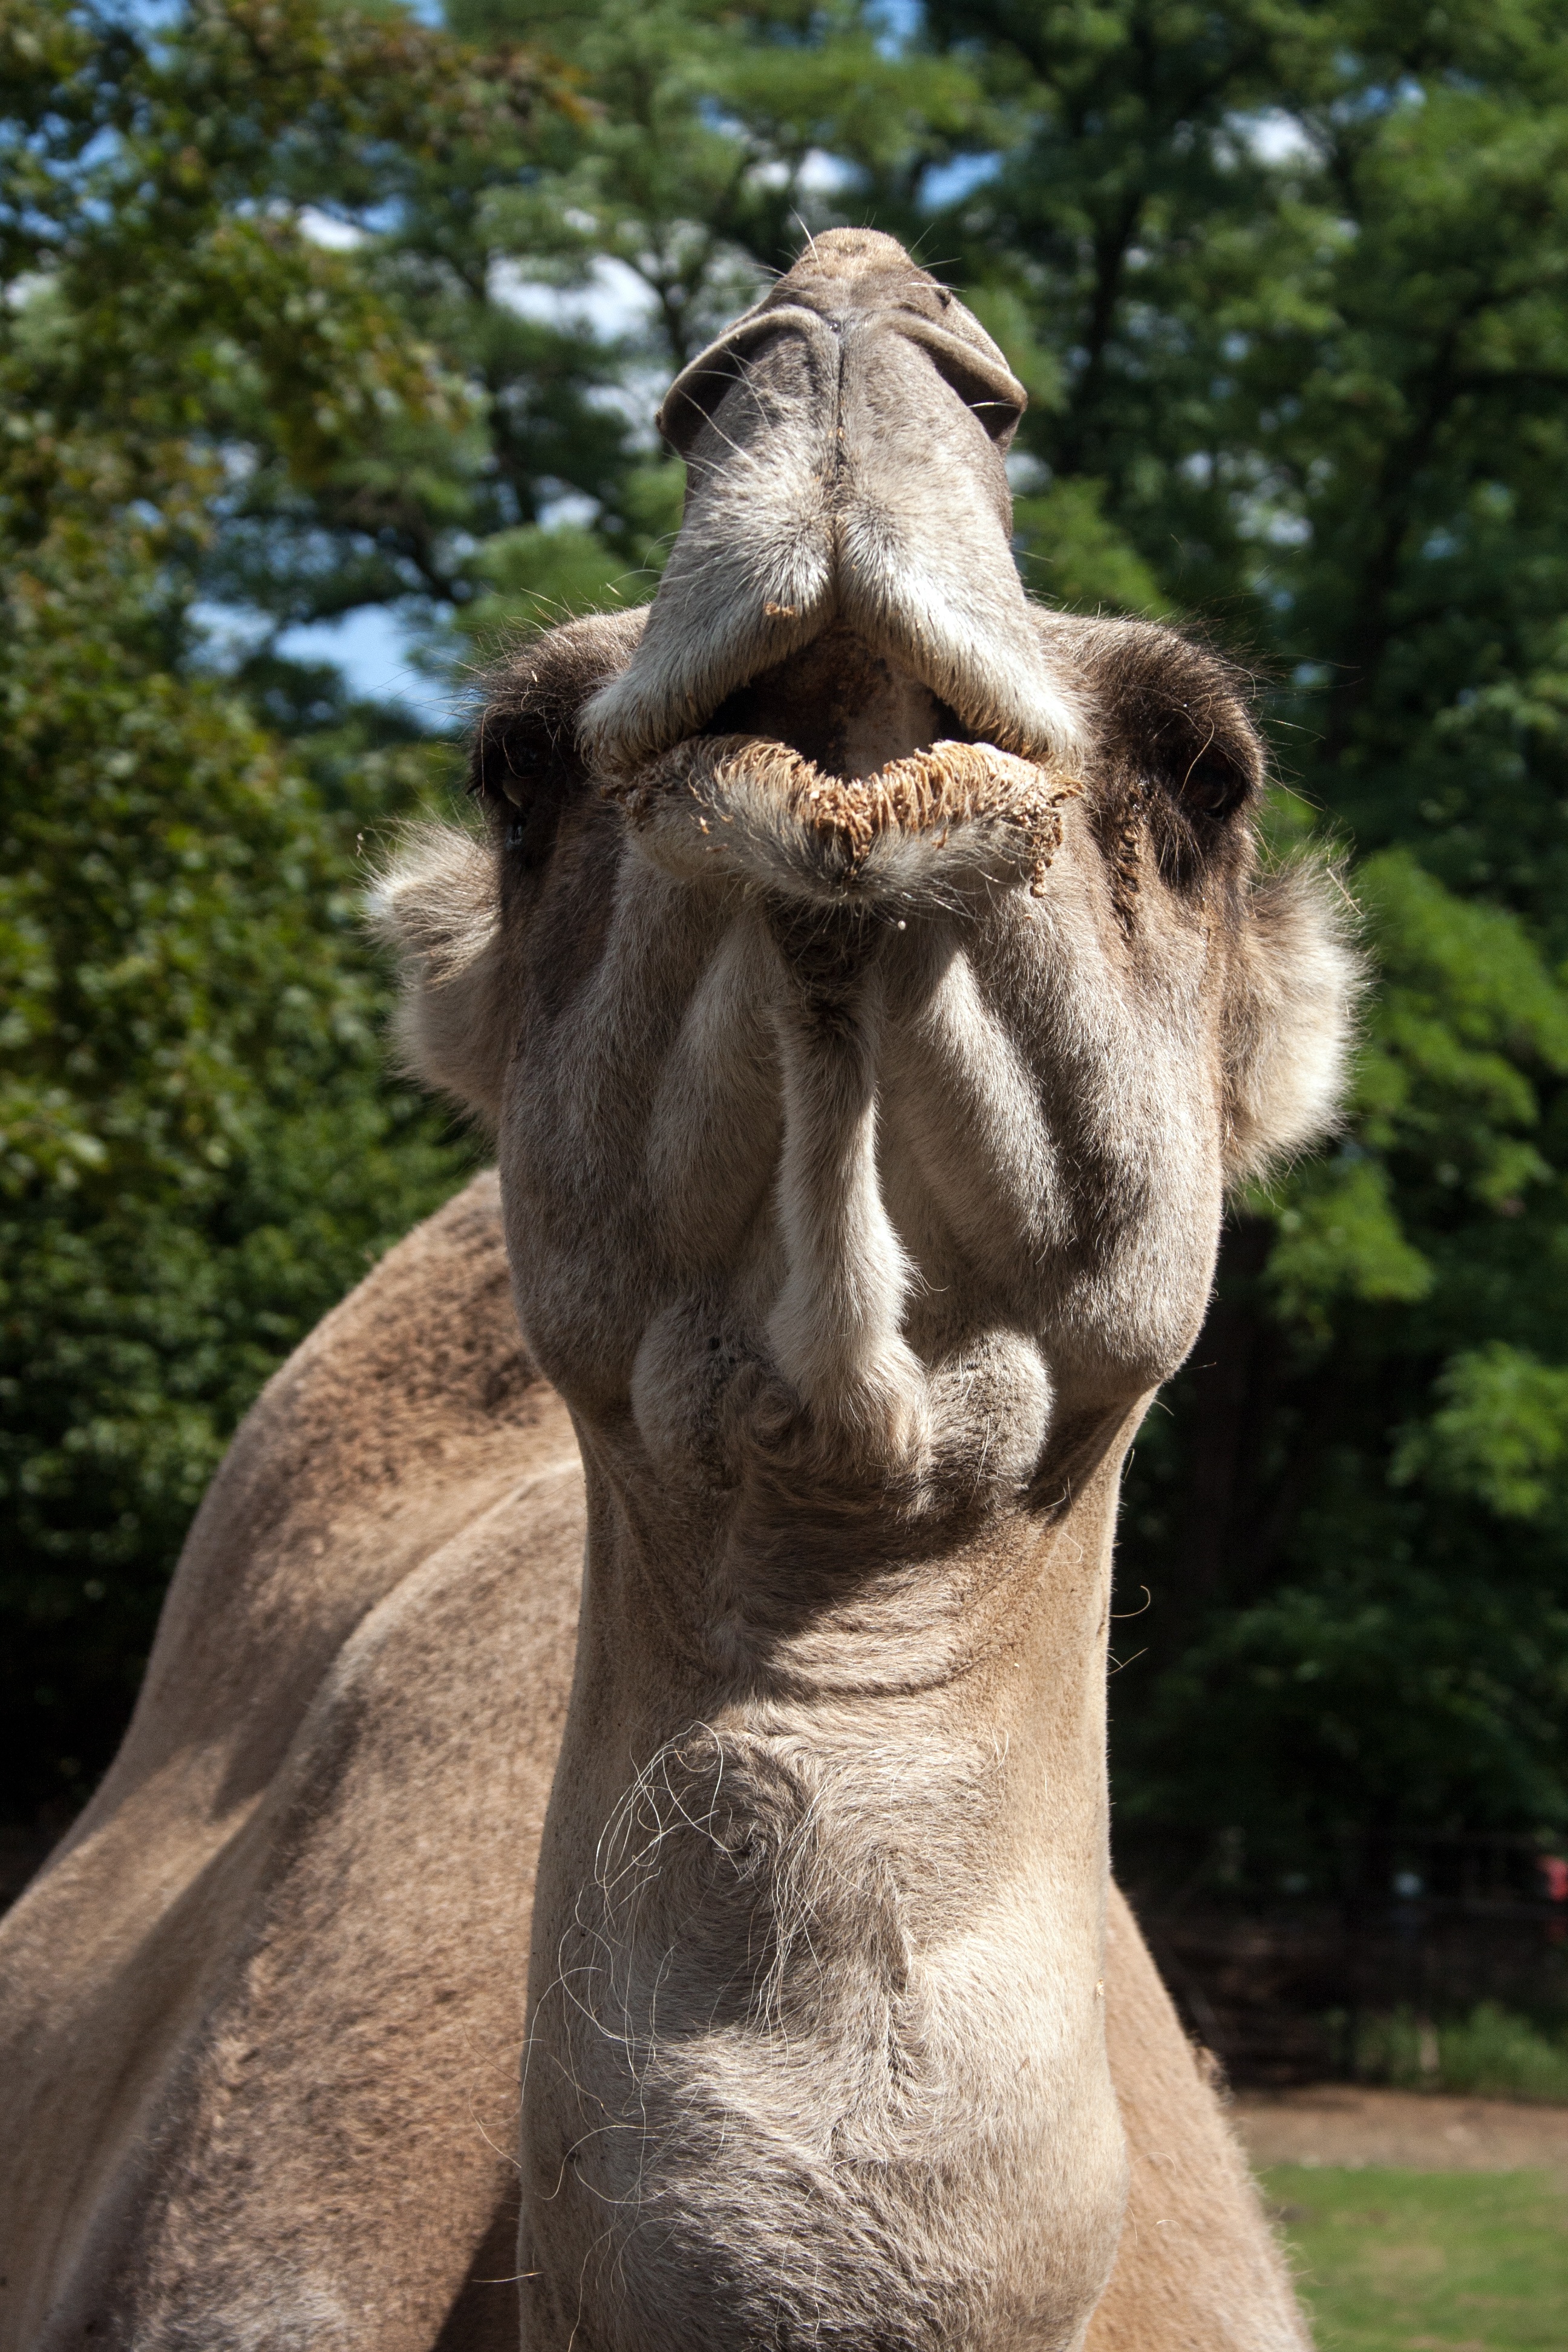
469, 715, 585, 867
1141, 703, 1258, 825
471, 754, 531, 815
1177, 747, 1252, 819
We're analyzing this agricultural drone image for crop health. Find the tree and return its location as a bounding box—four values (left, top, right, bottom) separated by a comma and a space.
10, 0, 1568, 1884
201, 0, 987, 657
387, 0, 1568, 1878
0, 0, 559, 1815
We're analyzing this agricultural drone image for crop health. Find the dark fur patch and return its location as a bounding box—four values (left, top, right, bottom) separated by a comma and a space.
1051, 618, 1264, 921
468, 610, 648, 867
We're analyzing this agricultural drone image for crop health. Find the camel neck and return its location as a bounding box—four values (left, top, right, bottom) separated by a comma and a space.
551, 1448, 1126, 1935
519, 1438, 1132, 2351
568, 1387, 1138, 1687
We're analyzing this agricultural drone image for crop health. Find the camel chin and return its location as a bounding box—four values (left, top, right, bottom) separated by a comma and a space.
0, 230, 1350, 2352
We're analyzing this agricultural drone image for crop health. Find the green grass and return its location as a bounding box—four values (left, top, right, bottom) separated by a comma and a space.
1264, 2166, 1568, 2351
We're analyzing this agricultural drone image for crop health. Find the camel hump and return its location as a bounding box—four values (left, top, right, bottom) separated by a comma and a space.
65, 1169, 580, 1850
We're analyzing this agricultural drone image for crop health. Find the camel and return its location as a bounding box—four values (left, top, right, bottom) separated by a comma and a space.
0, 230, 1355, 2351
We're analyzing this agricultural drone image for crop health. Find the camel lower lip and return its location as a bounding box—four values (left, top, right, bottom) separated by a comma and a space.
620, 734, 1076, 851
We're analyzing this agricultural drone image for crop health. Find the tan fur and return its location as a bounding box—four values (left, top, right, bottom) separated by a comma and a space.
583, 232, 1083, 769
0, 231, 1350, 2349
0, 1178, 581, 2350
1220, 860, 1361, 1184
2, 1181, 1307, 2350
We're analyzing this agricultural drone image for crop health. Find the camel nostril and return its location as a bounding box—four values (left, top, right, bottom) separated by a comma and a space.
918, 353, 1023, 442
580, 227, 1083, 773
887, 310, 1027, 447
972, 393, 1027, 443
655, 307, 837, 456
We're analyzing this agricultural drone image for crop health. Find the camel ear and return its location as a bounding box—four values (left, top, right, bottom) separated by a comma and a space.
1223, 861, 1362, 1186
368, 826, 508, 1124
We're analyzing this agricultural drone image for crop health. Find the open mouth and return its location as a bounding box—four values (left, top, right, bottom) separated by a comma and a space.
696, 621, 975, 779
607, 624, 1082, 901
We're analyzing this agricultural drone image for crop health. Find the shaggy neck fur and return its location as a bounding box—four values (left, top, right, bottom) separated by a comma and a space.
521, 1432, 1137, 2352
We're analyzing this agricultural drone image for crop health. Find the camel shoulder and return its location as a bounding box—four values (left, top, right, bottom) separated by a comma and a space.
77, 1169, 581, 1834
4, 1480, 584, 2352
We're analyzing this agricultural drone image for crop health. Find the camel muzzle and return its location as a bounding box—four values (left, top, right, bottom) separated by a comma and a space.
580, 229, 1083, 775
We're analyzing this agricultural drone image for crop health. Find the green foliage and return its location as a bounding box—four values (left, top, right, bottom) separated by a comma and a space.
1356, 853, 1568, 1207
0, 0, 498, 1812
907, 0, 1568, 1867
193, 0, 991, 665
1357, 2004, 1568, 2102
1012, 478, 1167, 618
1263, 1157, 1434, 1325
10, 0, 1568, 1872
1268, 2165, 1568, 2351
0, 507, 470, 1808
1393, 1342, 1568, 1526
456, 461, 684, 644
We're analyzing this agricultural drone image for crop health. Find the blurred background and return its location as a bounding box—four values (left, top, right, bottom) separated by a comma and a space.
5, 0, 1568, 2095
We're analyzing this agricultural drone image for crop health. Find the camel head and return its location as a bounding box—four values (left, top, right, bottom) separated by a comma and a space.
377, 230, 1354, 2352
